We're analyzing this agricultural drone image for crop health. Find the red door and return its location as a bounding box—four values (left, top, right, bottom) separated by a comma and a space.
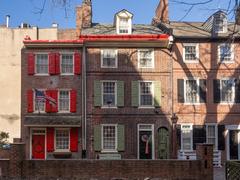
32, 135, 45, 159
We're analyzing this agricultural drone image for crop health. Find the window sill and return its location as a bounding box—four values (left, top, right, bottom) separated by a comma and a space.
138, 66, 154, 69
34, 74, 49, 76
183, 103, 201, 105
101, 150, 118, 153
138, 106, 155, 109
219, 102, 235, 105
101, 106, 118, 109
60, 73, 74, 76
101, 66, 118, 69
218, 61, 235, 64
183, 60, 199, 63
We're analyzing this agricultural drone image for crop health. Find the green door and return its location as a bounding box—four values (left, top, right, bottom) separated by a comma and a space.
158, 127, 169, 159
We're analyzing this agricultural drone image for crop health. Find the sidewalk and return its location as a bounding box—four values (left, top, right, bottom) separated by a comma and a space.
214, 167, 225, 180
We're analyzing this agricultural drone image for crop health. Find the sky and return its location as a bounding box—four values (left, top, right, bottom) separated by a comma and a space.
0, 0, 236, 29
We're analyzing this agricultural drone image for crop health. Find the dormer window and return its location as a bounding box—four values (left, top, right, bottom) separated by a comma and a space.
115, 9, 133, 34
213, 11, 227, 33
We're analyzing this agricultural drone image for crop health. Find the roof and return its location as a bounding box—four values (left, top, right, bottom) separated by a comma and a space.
81, 23, 165, 35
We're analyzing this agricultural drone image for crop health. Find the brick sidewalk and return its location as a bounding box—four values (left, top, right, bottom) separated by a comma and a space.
214, 167, 225, 180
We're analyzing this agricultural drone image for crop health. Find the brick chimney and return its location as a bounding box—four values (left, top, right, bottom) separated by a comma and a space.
152, 0, 169, 25
76, 0, 92, 36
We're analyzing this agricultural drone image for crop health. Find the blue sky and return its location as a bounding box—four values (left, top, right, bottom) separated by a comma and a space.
0, 0, 236, 28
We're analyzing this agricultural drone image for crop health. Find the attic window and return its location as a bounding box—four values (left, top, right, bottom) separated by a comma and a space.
119, 18, 129, 34
214, 13, 227, 33
115, 10, 133, 35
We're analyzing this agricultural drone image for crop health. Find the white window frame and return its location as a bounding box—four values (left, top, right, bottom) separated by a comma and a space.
220, 78, 235, 104
206, 123, 218, 150
139, 81, 154, 108
54, 128, 70, 152
116, 16, 132, 35
60, 52, 74, 75
184, 78, 200, 105
101, 81, 117, 108
35, 53, 49, 76
183, 43, 199, 63
58, 89, 70, 113
100, 49, 118, 68
138, 49, 155, 68
218, 43, 234, 63
137, 124, 155, 159
101, 124, 118, 153
214, 14, 227, 34
181, 124, 193, 151
33, 89, 46, 113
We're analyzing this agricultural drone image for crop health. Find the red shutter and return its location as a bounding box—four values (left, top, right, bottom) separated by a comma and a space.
45, 90, 52, 113
47, 127, 54, 152
49, 53, 56, 75
55, 53, 60, 75
51, 90, 58, 113
70, 128, 78, 152
70, 90, 77, 113
27, 89, 34, 113
28, 53, 35, 75
74, 52, 82, 75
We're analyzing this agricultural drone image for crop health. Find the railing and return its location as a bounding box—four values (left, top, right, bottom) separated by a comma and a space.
178, 150, 221, 167
226, 161, 240, 180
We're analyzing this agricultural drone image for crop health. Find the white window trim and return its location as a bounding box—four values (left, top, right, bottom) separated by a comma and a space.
138, 49, 155, 68
101, 81, 117, 108
54, 128, 70, 152
101, 124, 118, 153
116, 17, 132, 35
34, 53, 49, 76
218, 43, 234, 63
138, 81, 154, 108
183, 78, 200, 105
58, 89, 71, 113
30, 128, 46, 160
137, 124, 155, 159
180, 123, 193, 152
214, 14, 227, 34
33, 89, 46, 113
206, 123, 218, 151
183, 43, 199, 63
100, 49, 118, 68
60, 52, 74, 75
220, 78, 235, 104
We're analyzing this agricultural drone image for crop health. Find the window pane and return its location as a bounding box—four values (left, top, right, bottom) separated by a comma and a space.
56, 129, 69, 150
59, 91, 69, 111
221, 79, 234, 102
140, 82, 153, 106
185, 46, 197, 60
119, 18, 129, 34
103, 126, 116, 150
207, 125, 216, 149
220, 44, 231, 61
102, 82, 116, 106
36, 54, 48, 74
185, 80, 198, 103
139, 50, 153, 68
102, 50, 116, 67
182, 125, 192, 150
61, 54, 73, 73
35, 90, 45, 112
215, 15, 224, 32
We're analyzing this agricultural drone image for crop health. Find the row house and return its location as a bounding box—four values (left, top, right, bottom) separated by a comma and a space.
154, 0, 240, 166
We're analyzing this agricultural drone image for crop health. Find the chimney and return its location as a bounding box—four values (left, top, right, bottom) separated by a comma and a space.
76, 0, 92, 36
152, 0, 169, 25
6, 15, 10, 28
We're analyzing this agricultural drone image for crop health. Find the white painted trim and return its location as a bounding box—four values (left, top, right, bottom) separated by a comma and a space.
219, 78, 235, 104
137, 124, 155, 159
138, 81, 154, 108
34, 53, 49, 75
180, 123, 193, 151
137, 49, 155, 69
218, 43, 235, 63
183, 78, 200, 104
101, 80, 117, 108
205, 123, 218, 150
60, 53, 74, 75
100, 49, 118, 68
54, 128, 70, 152
182, 43, 199, 63
30, 128, 46, 160
58, 89, 71, 113
116, 13, 132, 35
33, 89, 46, 113
101, 124, 118, 152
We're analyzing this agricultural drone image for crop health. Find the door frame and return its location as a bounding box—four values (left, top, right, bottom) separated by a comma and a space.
30, 128, 46, 160
226, 125, 240, 160
137, 124, 154, 159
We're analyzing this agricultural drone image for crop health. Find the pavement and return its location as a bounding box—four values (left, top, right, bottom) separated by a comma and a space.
214, 167, 225, 180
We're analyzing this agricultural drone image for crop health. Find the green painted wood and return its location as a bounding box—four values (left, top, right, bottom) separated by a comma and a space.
154, 81, 161, 107
117, 81, 124, 107
131, 81, 139, 107
117, 124, 125, 151
94, 80, 102, 107
94, 125, 101, 151
158, 128, 169, 159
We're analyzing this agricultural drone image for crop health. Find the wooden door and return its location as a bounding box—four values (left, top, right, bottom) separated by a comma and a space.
32, 135, 45, 159
139, 131, 152, 159
230, 130, 239, 160
158, 127, 169, 159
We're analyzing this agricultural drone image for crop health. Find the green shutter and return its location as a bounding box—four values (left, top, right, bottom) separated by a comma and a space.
94, 80, 101, 107
154, 81, 161, 107
131, 81, 139, 107
117, 124, 125, 151
94, 125, 101, 151
117, 81, 124, 107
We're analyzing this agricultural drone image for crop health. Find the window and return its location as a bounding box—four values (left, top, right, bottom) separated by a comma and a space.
219, 44, 233, 62
181, 124, 193, 151
35, 54, 48, 74
138, 49, 154, 68
34, 90, 45, 112
102, 82, 116, 107
55, 129, 69, 151
61, 54, 73, 74
221, 79, 235, 103
140, 82, 153, 106
102, 125, 117, 151
101, 49, 117, 68
214, 15, 224, 33
206, 124, 217, 150
119, 18, 129, 34
59, 90, 70, 112
183, 44, 199, 62
185, 79, 199, 103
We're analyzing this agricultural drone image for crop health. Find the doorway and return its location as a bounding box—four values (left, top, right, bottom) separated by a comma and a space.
158, 127, 169, 159
31, 129, 46, 160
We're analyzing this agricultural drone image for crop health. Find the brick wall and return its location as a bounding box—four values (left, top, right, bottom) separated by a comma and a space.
0, 149, 10, 159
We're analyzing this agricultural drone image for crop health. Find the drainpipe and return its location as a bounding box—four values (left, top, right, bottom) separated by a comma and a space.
82, 44, 87, 158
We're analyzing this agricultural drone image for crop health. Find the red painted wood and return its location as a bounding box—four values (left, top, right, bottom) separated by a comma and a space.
70, 90, 77, 113
32, 135, 45, 159
49, 53, 56, 75
27, 89, 34, 113
47, 128, 54, 152
28, 53, 35, 75
51, 90, 58, 113
74, 52, 81, 75
55, 53, 60, 74
45, 90, 52, 113
70, 128, 78, 152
